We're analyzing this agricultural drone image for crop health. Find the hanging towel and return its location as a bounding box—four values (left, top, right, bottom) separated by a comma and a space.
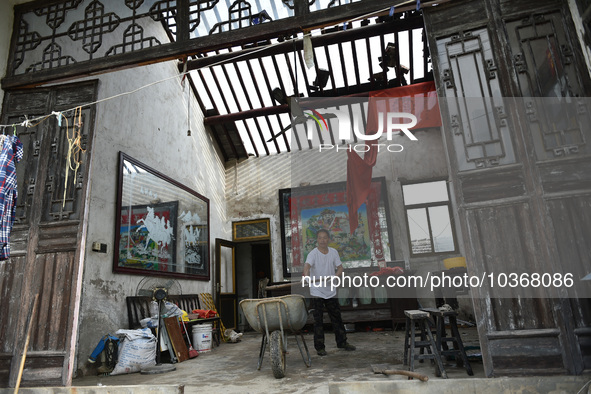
0, 135, 23, 260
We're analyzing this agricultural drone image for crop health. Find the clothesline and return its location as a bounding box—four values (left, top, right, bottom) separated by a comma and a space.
0, 1, 420, 131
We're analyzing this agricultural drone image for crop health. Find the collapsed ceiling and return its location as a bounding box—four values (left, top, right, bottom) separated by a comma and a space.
191, 8, 432, 159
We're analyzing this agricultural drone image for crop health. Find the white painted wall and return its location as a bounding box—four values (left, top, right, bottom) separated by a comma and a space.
74, 60, 228, 376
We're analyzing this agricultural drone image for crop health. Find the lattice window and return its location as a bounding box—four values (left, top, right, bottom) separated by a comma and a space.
106, 24, 162, 56
506, 13, 589, 160
8, 116, 42, 225
67, 0, 120, 55
149, 0, 179, 35
150, 0, 218, 36
34, 0, 83, 30
188, 0, 218, 32
25, 43, 77, 73
437, 29, 516, 170
209, 1, 272, 34
13, 20, 41, 71
43, 110, 90, 222
8, 0, 293, 77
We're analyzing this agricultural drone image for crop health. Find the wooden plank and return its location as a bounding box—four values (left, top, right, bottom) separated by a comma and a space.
547, 195, 591, 294
0, 356, 11, 385
0, 257, 26, 353
491, 355, 564, 371
36, 224, 80, 253
460, 166, 526, 203
488, 335, 564, 371
163, 317, 189, 363
14, 294, 39, 392
575, 330, 591, 369
8, 228, 30, 256
54, 82, 98, 108
539, 159, 591, 194
468, 203, 542, 278
3, 90, 50, 112
423, 0, 488, 38
52, 253, 75, 351
486, 328, 560, 339
500, 0, 560, 16
19, 354, 63, 387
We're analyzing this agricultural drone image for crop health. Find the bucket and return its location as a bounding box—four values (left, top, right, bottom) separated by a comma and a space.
192, 324, 213, 353
443, 257, 467, 269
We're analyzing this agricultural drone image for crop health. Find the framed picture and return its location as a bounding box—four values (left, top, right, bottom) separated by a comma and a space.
114, 152, 210, 280
232, 219, 270, 241
183, 224, 208, 276
279, 177, 394, 277
118, 201, 178, 272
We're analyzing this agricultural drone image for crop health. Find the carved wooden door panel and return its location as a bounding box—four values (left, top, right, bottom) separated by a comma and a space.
0, 80, 97, 387
425, 0, 591, 376
504, 7, 591, 374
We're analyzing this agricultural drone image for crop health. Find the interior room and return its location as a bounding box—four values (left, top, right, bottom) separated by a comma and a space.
0, 0, 590, 391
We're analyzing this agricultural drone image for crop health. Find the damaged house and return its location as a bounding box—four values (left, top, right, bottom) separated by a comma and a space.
0, 0, 589, 388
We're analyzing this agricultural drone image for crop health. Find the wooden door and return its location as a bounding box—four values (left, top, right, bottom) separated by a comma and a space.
215, 238, 237, 330
425, 0, 591, 376
0, 81, 97, 387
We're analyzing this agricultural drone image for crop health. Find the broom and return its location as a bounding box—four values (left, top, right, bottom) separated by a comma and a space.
181, 322, 199, 359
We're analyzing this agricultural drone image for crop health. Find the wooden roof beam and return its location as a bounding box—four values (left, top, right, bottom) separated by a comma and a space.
182, 16, 425, 72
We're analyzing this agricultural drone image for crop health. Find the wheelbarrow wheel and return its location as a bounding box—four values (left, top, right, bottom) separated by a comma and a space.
270, 330, 285, 379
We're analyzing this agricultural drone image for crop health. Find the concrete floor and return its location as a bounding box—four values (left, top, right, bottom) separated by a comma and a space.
70, 327, 487, 393
5, 326, 590, 393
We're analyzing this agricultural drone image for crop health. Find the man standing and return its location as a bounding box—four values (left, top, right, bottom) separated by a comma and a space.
303, 229, 356, 356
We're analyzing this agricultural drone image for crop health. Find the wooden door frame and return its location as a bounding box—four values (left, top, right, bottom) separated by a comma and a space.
215, 238, 237, 329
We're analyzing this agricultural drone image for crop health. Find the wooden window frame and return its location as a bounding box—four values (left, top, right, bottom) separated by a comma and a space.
402, 180, 458, 257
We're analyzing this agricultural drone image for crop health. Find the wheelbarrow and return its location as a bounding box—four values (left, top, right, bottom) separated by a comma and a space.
239, 294, 311, 378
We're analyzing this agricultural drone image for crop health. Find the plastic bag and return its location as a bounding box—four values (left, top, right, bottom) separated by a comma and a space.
110, 328, 156, 375
163, 301, 183, 318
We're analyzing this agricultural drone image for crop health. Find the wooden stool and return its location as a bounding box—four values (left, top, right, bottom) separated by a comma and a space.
421, 308, 473, 376
403, 310, 447, 378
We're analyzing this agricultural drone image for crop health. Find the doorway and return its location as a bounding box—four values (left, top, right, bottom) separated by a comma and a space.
235, 241, 272, 331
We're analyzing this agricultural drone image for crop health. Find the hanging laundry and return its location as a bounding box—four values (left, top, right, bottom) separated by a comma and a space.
0, 134, 23, 260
